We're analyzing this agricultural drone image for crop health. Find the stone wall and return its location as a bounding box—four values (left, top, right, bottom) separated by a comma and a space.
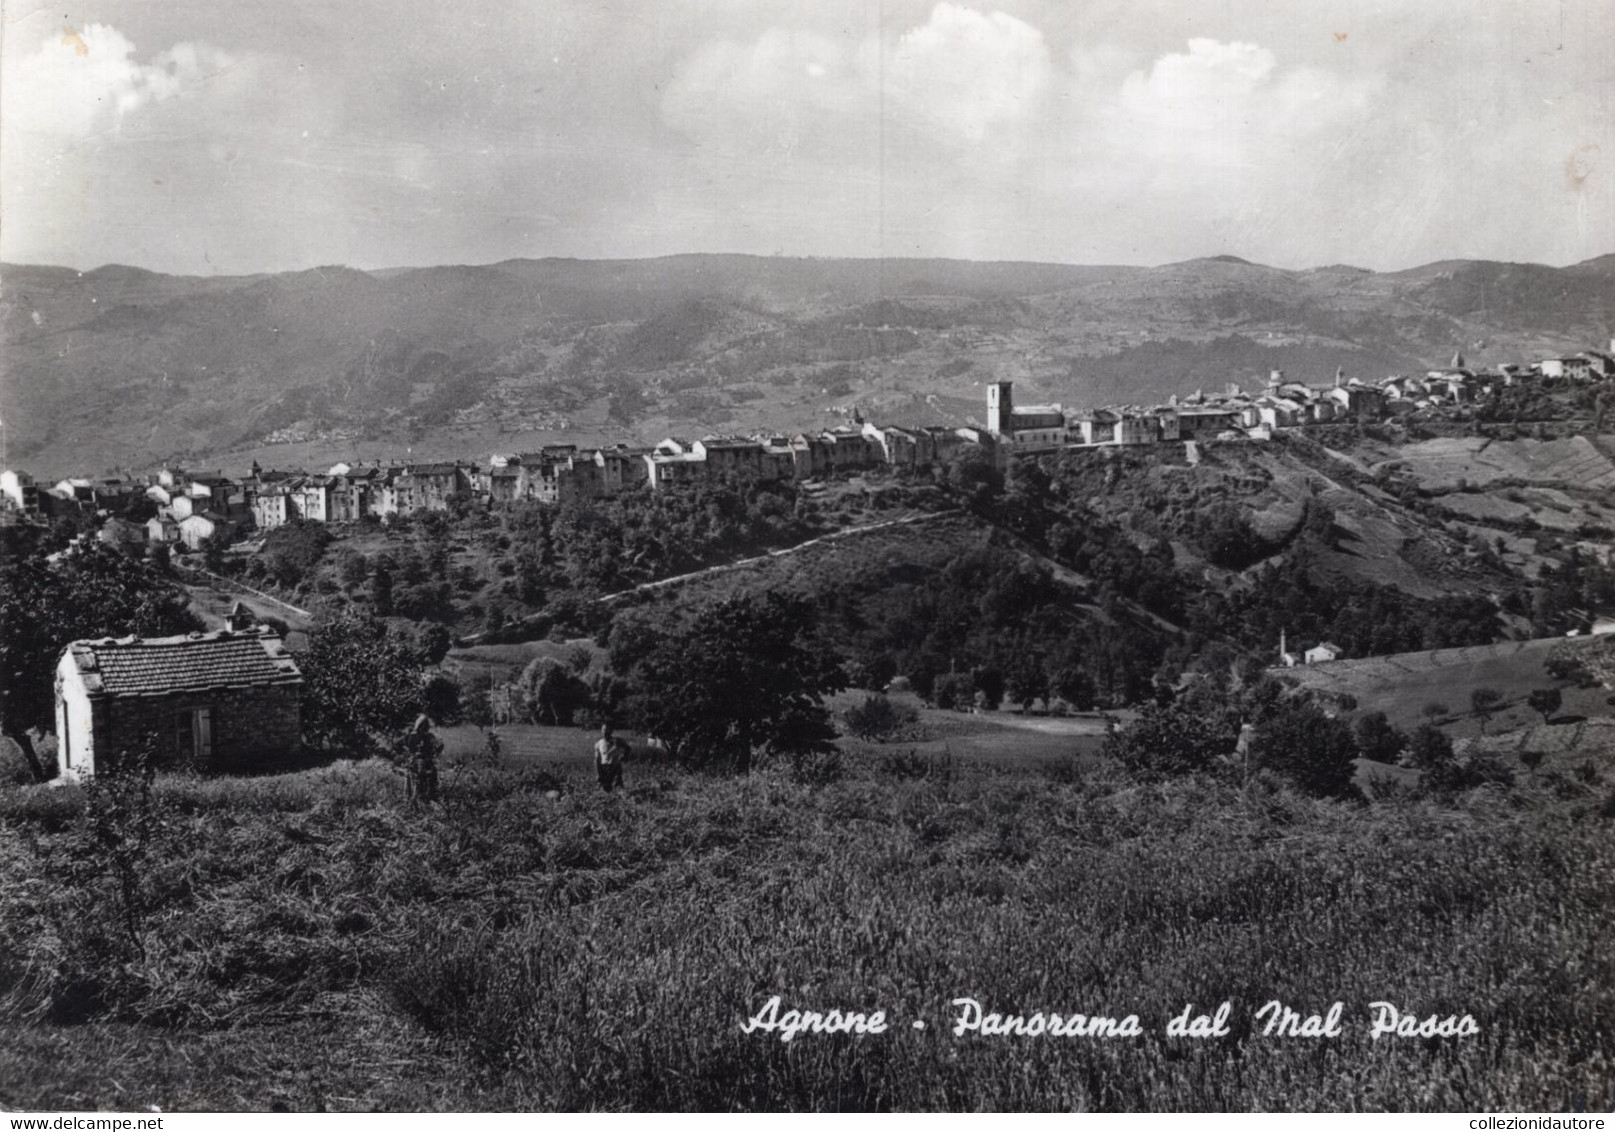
99, 685, 303, 773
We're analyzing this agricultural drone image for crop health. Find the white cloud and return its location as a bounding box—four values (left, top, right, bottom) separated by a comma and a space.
662, 28, 869, 164
662, 3, 1055, 161
874, 4, 1054, 144
1, 1, 1607, 272
2, 24, 244, 141
1109, 38, 1375, 180
658, 16, 1401, 261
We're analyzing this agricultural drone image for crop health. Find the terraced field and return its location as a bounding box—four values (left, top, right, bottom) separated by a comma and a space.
1375, 436, 1615, 491
1276, 634, 1614, 736
1438, 491, 1588, 531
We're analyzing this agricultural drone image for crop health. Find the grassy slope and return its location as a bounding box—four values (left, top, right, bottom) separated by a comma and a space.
1, 730, 1612, 1112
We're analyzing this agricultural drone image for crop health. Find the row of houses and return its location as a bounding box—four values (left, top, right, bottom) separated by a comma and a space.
989, 343, 1615, 451
0, 421, 988, 541
6, 341, 1611, 541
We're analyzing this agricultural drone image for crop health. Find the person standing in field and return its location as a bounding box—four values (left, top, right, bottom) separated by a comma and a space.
401, 714, 442, 806
594, 723, 628, 793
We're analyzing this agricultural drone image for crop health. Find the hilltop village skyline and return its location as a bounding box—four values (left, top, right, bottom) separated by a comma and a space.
3, 337, 1612, 553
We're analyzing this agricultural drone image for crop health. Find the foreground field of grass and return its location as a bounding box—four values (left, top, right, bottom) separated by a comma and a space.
1, 735, 1612, 1112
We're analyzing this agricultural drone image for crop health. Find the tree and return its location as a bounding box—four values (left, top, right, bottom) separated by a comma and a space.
627, 593, 846, 773
1353, 711, 1407, 765
297, 614, 425, 756
1103, 699, 1238, 782
931, 671, 972, 711
257, 520, 333, 588
1053, 666, 1096, 712
846, 654, 897, 693
339, 552, 370, 591
0, 543, 202, 782
516, 656, 591, 726
420, 672, 463, 726
1470, 687, 1503, 733
1007, 657, 1049, 714
1406, 723, 1454, 770
200, 533, 229, 574
371, 559, 394, 616
1249, 700, 1359, 799
1527, 687, 1562, 724
972, 665, 1005, 711
414, 621, 454, 667
459, 672, 497, 729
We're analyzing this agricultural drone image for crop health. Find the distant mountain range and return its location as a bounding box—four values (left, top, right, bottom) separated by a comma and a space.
2, 253, 1611, 477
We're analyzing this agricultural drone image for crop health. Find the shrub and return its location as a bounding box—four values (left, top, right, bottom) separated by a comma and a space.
1355, 711, 1407, 764
1406, 723, 1454, 769
931, 672, 972, 711
1527, 688, 1562, 723
877, 748, 950, 782
841, 694, 916, 742
787, 746, 844, 787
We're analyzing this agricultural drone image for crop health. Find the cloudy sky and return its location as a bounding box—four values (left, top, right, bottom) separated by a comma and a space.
2, 0, 1610, 274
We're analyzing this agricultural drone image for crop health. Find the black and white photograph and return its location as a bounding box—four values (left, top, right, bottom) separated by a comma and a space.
1, 0, 1613, 1116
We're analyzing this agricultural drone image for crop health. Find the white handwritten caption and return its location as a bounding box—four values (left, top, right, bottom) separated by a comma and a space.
740, 996, 1479, 1043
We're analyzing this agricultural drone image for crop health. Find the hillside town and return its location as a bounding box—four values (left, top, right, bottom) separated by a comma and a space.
3, 342, 1611, 550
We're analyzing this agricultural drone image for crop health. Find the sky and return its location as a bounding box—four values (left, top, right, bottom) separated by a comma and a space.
2, 0, 1611, 275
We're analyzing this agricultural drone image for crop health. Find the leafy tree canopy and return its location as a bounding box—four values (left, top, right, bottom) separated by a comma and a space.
624, 593, 846, 773
297, 614, 425, 756
1250, 700, 1360, 799
1103, 698, 1238, 782
0, 542, 202, 781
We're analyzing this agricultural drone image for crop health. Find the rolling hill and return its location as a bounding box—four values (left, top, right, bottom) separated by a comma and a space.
2, 253, 1613, 477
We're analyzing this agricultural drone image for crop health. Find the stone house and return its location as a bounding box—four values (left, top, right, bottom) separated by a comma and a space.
915, 426, 964, 464
862, 423, 924, 468
1538, 356, 1594, 381
1, 470, 40, 515
643, 450, 706, 490
1073, 410, 1118, 446
290, 478, 334, 522
394, 463, 467, 511
485, 465, 524, 503
54, 624, 303, 779
327, 471, 375, 521
1304, 642, 1343, 664
594, 447, 652, 493
821, 427, 879, 470
248, 484, 293, 531
1178, 406, 1246, 436
694, 436, 768, 479
146, 515, 181, 544
178, 511, 236, 550
788, 434, 835, 479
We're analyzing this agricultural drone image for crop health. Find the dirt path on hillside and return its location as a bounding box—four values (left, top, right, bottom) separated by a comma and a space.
597, 509, 960, 602
189, 570, 316, 621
